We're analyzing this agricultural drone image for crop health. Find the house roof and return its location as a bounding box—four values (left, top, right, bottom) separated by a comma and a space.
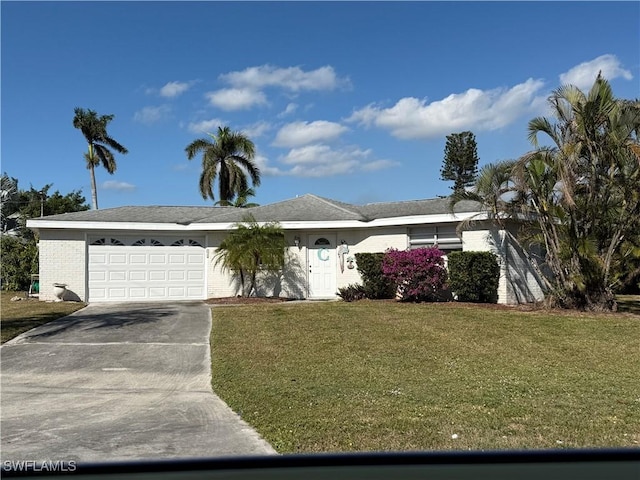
26, 194, 483, 230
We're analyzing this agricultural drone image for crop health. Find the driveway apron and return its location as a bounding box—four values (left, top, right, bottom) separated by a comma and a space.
0, 302, 276, 462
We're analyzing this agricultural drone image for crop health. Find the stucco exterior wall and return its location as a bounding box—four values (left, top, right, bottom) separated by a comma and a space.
38, 229, 86, 302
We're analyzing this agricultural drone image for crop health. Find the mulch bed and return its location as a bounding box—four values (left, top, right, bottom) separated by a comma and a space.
205, 296, 295, 305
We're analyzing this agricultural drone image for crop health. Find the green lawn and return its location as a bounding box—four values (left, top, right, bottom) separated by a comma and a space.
1, 291, 86, 344
210, 301, 640, 453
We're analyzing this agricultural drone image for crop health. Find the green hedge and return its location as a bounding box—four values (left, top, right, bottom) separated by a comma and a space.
448, 251, 500, 303
354, 252, 396, 299
0, 236, 38, 291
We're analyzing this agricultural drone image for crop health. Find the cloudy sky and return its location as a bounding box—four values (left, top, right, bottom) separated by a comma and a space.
2, 1, 638, 208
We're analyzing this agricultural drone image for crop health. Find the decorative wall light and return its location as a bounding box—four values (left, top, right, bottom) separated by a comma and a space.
294, 236, 301, 249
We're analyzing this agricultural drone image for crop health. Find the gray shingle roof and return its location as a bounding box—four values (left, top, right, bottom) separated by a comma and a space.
193, 194, 367, 223
34, 206, 235, 224
30, 194, 481, 225
359, 198, 482, 219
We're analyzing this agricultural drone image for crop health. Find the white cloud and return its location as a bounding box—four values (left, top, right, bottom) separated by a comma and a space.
347, 78, 545, 139
559, 54, 633, 91
220, 65, 349, 92
206, 88, 267, 111
273, 120, 349, 148
187, 118, 225, 134
133, 105, 171, 124
241, 121, 272, 138
278, 103, 298, 118
102, 180, 135, 192
254, 153, 284, 177
159, 81, 192, 98
278, 144, 399, 178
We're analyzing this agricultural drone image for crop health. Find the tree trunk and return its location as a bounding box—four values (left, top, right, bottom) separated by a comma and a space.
88, 145, 99, 210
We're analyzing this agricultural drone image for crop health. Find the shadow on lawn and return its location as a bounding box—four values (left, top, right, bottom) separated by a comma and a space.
617, 296, 640, 315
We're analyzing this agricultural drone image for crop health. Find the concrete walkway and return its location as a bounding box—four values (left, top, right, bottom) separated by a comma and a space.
0, 302, 276, 463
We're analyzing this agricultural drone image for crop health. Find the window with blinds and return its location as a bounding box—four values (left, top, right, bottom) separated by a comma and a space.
408, 225, 462, 251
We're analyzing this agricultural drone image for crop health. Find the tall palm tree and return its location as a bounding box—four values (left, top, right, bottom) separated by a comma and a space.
455, 75, 639, 310
185, 126, 260, 206
72, 108, 128, 210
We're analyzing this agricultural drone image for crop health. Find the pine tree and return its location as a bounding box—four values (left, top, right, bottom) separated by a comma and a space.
440, 131, 479, 196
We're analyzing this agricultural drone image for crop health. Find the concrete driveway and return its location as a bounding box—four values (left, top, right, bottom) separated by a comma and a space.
0, 302, 276, 463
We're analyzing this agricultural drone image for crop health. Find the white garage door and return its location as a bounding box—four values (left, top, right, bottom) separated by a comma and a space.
88, 235, 206, 302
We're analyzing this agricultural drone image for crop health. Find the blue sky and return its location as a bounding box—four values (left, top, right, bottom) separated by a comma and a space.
2, 1, 638, 209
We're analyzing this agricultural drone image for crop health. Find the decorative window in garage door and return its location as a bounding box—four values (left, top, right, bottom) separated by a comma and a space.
171, 239, 204, 247
89, 236, 203, 247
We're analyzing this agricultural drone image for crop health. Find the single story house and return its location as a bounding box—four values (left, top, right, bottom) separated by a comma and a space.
26, 194, 545, 304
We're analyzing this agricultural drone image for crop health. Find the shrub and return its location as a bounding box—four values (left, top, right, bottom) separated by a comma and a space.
382, 247, 448, 302
448, 251, 500, 303
0, 236, 38, 291
337, 284, 367, 302
354, 253, 396, 299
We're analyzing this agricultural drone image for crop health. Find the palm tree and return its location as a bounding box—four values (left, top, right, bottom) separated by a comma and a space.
72, 108, 128, 210
185, 126, 260, 206
216, 187, 259, 208
522, 75, 640, 310
214, 214, 286, 297
455, 75, 639, 310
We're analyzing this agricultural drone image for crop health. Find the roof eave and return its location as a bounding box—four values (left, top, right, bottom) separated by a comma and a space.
27, 211, 485, 232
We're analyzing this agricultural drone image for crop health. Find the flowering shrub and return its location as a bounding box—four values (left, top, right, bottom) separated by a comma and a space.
382, 247, 448, 302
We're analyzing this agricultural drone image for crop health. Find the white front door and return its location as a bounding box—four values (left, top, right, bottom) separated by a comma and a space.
308, 234, 337, 298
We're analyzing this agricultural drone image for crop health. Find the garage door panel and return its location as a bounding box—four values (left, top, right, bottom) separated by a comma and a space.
149, 271, 166, 281
168, 270, 186, 281
169, 254, 186, 264
168, 287, 186, 297
149, 287, 166, 298
187, 286, 204, 296
149, 254, 167, 264
129, 288, 147, 299
108, 288, 127, 299
188, 270, 204, 281
129, 254, 147, 264
90, 254, 108, 265
109, 271, 126, 281
109, 254, 127, 264
89, 288, 107, 299
89, 271, 106, 282
129, 271, 147, 281
88, 244, 205, 302
188, 254, 205, 263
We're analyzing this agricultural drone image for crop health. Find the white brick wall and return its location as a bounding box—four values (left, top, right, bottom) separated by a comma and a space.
38, 230, 86, 302
36, 223, 544, 304
462, 225, 545, 304
334, 227, 407, 290
204, 228, 408, 299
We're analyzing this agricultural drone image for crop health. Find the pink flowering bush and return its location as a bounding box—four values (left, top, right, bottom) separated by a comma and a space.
382, 247, 448, 302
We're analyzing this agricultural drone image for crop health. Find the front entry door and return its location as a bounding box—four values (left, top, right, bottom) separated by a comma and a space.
308, 234, 337, 298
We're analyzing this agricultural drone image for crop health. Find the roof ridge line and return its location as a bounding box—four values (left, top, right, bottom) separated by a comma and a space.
307, 194, 364, 217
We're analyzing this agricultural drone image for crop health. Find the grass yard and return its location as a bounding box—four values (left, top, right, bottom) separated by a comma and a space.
1, 291, 86, 344
210, 301, 640, 453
